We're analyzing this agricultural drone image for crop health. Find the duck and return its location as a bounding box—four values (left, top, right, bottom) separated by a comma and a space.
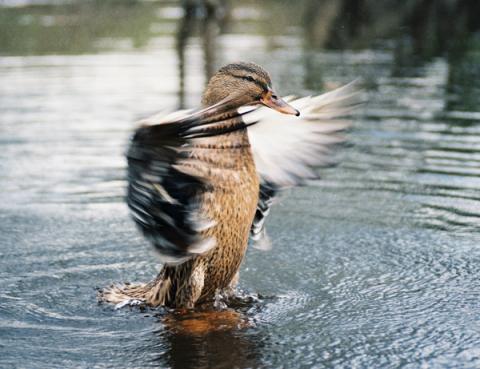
99, 62, 360, 309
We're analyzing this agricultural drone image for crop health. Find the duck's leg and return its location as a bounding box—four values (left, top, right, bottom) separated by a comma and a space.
221, 271, 239, 299
174, 263, 205, 309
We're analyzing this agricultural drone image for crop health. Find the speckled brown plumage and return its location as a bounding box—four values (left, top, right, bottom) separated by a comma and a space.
99, 62, 360, 309
100, 63, 265, 308
163, 129, 259, 307
102, 131, 258, 308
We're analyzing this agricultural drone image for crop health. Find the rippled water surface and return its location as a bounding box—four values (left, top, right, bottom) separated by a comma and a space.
1, 1, 480, 368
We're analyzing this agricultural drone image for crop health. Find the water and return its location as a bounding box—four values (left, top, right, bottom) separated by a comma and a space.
1, 1, 480, 368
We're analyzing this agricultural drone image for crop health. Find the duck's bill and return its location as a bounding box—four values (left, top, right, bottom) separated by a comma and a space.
261, 90, 300, 116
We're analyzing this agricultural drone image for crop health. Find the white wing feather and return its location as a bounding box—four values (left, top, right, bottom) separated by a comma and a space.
245, 80, 362, 187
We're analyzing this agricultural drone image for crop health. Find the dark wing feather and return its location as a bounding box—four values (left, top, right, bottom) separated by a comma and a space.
249, 180, 278, 250
127, 95, 256, 264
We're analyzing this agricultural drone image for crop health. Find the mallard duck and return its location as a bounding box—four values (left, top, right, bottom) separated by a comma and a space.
100, 62, 360, 309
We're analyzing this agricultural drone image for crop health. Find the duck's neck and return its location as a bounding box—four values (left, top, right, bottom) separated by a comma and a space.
194, 121, 250, 148
198, 99, 250, 148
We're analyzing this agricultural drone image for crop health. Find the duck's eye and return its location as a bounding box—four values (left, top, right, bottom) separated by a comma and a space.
271, 94, 278, 99
245, 76, 255, 82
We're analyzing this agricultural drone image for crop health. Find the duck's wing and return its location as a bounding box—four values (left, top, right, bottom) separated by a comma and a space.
249, 180, 278, 250
246, 80, 363, 249
127, 95, 255, 264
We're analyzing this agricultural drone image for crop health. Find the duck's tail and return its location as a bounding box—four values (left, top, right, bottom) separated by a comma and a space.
98, 270, 172, 308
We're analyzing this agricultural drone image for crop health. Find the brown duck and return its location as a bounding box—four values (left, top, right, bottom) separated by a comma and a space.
100, 62, 360, 309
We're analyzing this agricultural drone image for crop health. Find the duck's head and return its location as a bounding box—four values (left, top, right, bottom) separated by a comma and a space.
202, 62, 300, 116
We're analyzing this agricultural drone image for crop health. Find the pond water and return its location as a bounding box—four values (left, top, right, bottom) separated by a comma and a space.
1, 1, 480, 368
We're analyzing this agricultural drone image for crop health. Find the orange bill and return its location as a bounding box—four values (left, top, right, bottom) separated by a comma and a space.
261, 89, 300, 116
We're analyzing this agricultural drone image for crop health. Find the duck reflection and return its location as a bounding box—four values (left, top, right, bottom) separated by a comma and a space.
153, 308, 263, 369
176, 0, 230, 109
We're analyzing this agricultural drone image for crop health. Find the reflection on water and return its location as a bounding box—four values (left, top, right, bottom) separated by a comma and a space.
155, 309, 263, 369
1, 1, 480, 368
164, 328, 261, 369
175, 0, 229, 108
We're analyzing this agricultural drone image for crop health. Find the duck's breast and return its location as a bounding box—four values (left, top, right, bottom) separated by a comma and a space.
190, 129, 259, 292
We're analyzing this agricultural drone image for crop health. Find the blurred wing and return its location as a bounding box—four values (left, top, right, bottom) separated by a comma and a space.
246, 80, 363, 249
249, 180, 277, 250
127, 95, 255, 264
